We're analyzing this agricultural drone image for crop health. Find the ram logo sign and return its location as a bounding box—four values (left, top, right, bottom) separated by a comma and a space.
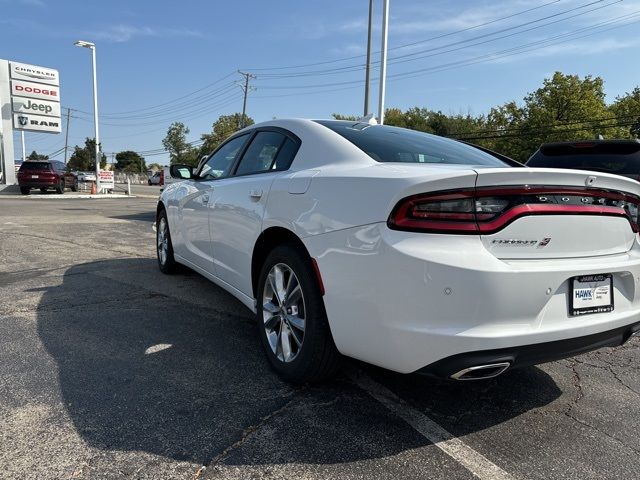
13, 113, 61, 133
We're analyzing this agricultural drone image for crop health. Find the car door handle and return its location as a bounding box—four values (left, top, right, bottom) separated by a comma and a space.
249, 189, 263, 199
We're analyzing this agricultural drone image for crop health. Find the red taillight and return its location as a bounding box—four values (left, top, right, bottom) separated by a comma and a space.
388, 186, 640, 235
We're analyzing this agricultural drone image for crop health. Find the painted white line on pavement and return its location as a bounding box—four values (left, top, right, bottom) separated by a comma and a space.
350, 371, 517, 480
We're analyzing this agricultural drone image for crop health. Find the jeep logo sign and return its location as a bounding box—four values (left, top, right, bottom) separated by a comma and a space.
12, 97, 61, 117
11, 80, 60, 102
13, 112, 62, 133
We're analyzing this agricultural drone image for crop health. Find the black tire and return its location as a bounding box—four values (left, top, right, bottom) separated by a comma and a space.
71, 180, 78, 192
20, 187, 30, 195
148, 180, 152, 186
40, 187, 48, 193
55, 180, 64, 194
256, 244, 340, 384
156, 209, 178, 274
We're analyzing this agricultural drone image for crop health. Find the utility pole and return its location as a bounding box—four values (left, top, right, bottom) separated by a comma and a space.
378, 0, 390, 125
237, 70, 256, 128
20, 131, 26, 162
63, 107, 71, 164
364, 0, 374, 116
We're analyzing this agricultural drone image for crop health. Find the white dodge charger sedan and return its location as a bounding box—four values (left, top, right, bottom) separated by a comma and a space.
157, 119, 640, 383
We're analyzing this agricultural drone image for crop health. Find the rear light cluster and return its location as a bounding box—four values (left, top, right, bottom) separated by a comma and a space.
388, 186, 640, 235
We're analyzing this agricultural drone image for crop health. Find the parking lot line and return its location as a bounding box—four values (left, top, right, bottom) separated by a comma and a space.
350, 371, 517, 480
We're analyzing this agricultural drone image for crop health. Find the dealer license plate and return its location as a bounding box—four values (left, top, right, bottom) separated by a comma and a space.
570, 274, 614, 316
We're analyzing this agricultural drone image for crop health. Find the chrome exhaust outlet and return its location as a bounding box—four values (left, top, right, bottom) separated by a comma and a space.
450, 362, 511, 381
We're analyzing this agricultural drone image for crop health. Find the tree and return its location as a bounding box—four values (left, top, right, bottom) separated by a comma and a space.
331, 113, 358, 121
199, 113, 254, 158
115, 150, 146, 173
162, 122, 199, 166
610, 87, 640, 138
27, 150, 48, 160
67, 138, 107, 171
147, 162, 163, 171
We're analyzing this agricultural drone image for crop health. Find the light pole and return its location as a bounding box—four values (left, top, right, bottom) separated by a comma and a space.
74, 40, 100, 192
378, 0, 390, 125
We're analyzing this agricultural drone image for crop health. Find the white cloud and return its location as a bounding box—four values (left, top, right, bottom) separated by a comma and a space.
0, 0, 44, 5
89, 24, 204, 43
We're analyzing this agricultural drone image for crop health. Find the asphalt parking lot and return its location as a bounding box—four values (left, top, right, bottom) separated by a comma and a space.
1, 196, 639, 480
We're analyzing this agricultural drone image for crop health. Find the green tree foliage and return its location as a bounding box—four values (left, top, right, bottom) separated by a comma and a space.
67, 138, 107, 171
331, 113, 358, 121
162, 122, 199, 166
334, 72, 640, 163
115, 150, 146, 173
147, 162, 163, 171
27, 150, 48, 160
199, 113, 254, 158
610, 87, 640, 138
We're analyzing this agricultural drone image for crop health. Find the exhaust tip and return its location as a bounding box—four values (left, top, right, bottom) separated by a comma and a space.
450, 362, 510, 381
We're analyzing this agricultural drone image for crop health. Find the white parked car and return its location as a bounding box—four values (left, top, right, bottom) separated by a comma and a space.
157, 119, 640, 383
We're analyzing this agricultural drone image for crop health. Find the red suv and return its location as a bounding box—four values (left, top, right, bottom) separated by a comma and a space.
17, 160, 78, 195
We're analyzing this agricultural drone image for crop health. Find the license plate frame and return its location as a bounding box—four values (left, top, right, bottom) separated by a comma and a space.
570, 274, 614, 316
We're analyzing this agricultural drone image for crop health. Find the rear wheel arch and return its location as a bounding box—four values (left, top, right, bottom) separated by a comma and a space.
251, 227, 315, 299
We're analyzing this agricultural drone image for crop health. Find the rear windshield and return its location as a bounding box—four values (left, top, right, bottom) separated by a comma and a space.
315, 120, 510, 167
527, 142, 640, 175
19, 162, 51, 171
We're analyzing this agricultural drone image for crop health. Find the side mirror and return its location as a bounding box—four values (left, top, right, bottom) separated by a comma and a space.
169, 164, 193, 179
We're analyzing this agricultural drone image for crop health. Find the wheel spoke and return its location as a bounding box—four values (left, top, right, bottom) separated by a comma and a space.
263, 301, 279, 315
281, 324, 293, 361
264, 313, 280, 331
275, 323, 283, 360
274, 265, 287, 303
284, 284, 301, 308
284, 274, 299, 304
288, 321, 303, 346
286, 314, 305, 332
267, 272, 282, 306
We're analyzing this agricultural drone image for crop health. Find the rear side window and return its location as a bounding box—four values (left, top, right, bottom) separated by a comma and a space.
315, 120, 510, 167
527, 142, 640, 175
235, 131, 299, 176
19, 162, 51, 171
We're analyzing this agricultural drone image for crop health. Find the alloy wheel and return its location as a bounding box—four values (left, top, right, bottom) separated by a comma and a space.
262, 263, 306, 363
157, 217, 168, 265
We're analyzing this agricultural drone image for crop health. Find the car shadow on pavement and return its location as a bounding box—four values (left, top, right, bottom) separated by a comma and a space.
37, 258, 561, 467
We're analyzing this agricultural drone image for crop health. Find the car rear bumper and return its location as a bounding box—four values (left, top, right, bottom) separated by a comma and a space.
417, 321, 640, 379
304, 223, 640, 373
18, 179, 58, 188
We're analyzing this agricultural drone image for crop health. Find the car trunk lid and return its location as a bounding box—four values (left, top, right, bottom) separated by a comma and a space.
474, 168, 640, 259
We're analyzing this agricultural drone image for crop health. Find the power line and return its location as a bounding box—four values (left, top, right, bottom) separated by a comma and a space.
249, 0, 614, 79
242, 0, 563, 72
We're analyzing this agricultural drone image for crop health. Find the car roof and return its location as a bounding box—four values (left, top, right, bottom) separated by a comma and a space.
539, 139, 640, 149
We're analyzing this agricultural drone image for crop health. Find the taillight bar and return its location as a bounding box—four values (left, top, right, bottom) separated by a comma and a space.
388, 186, 640, 235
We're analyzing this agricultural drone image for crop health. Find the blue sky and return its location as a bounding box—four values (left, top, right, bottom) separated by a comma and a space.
2, 0, 640, 165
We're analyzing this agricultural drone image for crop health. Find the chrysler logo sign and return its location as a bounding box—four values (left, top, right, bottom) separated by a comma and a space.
10, 61, 59, 86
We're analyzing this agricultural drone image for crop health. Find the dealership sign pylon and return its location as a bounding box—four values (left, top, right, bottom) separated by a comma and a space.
0, 59, 61, 185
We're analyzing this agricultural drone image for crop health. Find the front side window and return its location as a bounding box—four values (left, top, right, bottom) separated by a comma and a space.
315, 120, 510, 167
199, 134, 249, 180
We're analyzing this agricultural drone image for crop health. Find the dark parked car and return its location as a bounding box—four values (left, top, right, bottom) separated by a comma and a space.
526, 140, 640, 181
17, 160, 78, 195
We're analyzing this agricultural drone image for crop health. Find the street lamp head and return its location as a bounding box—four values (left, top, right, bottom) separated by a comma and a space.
74, 40, 95, 49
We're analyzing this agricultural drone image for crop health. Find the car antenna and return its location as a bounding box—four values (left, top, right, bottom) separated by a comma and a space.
357, 113, 378, 125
